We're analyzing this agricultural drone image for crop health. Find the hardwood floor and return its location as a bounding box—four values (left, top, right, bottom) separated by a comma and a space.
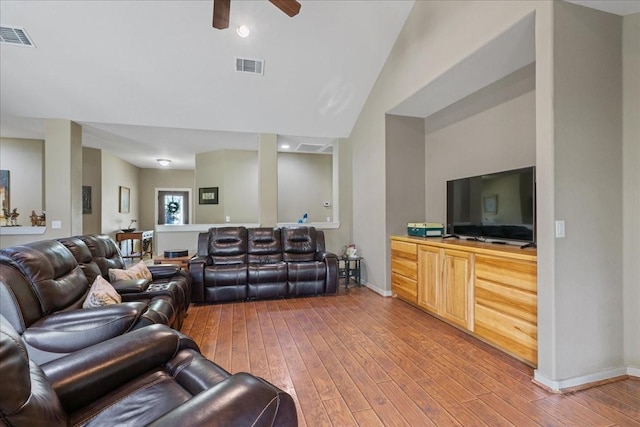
181, 285, 640, 426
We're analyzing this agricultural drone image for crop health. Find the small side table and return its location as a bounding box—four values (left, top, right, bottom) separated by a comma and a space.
339, 256, 363, 288
116, 230, 153, 260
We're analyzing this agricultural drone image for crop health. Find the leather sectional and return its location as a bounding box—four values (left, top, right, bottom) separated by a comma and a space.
0, 315, 297, 426
189, 226, 339, 303
0, 234, 298, 426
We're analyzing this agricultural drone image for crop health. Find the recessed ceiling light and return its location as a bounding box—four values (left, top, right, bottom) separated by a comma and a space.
280, 144, 290, 149
237, 25, 250, 38
157, 159, 171, 166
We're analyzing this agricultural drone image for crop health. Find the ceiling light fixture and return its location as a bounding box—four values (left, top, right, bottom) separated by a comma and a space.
280, 144, 290, 149
157, 159, 171, 166
237, 25, 250, 38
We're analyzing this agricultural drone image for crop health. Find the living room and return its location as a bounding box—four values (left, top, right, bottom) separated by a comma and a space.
1, 0, 638, 424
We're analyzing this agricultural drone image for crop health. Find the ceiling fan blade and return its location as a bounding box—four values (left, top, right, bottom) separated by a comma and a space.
213, 0, 230, 29
269, 0, 301, 17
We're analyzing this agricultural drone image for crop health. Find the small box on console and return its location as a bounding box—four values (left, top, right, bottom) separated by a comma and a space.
407, 222, 444, 237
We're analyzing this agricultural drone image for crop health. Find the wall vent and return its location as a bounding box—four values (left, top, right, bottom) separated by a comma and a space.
296, 143, 324, 152
0, 26, 35, 47
235, 57, 264, 75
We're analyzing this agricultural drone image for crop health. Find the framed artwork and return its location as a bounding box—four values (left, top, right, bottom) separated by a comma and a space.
82, 185, 92, 214
483, 194, 498, 214
0, 170, 9, 214
199, 187, 219, 205
119, 186, 130, 213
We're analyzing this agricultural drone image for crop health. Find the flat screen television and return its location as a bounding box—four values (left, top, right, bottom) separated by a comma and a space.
446, 166, 536, 245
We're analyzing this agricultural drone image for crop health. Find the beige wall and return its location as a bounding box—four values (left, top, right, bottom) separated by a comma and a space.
425, 65, 536, 224
139, 168, 194, 230
82, 147, 102, 234
45, 119, 82, 239
0, 137, 44, 218
623, 12, 640, 371
552, 1, 624, 381
345, 0, 635, 389
100, 150, 140, 239
278, 152, 332, 223
347, 0, 546, 299
195, 149, 258, 224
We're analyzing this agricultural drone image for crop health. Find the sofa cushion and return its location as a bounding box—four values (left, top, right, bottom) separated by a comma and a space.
83, 276, 122, 308
108, 261, 153, 282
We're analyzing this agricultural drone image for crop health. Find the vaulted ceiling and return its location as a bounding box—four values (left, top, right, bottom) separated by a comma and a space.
0, 0, 414, 168
1, 1, 638, 169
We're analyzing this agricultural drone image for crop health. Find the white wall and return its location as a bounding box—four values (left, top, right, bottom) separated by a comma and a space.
623, 12, 640, 372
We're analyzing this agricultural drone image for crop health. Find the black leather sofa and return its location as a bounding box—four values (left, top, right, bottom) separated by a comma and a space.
189, 226, 338, 303
0, 236, 188, 364
58, 234, 191, 329
0, 315, 298, 426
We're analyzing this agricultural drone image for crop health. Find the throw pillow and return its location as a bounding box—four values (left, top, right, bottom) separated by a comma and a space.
83, 276, 122, 308
108, 260, 153, 282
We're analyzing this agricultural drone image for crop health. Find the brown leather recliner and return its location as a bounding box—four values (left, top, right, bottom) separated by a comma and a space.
189, 226, 338, 303
0, 315, 298, 426
58, 234, 191, 329
0, 240, 175, 364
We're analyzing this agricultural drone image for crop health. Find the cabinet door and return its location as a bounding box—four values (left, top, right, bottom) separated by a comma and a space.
441, 249, 472, 329
417, 245, 440, 314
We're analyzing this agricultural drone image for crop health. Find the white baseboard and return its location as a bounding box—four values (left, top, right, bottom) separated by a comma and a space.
534, 366, 630, 392
362, 282, 392, 297
627, 366, 640, 377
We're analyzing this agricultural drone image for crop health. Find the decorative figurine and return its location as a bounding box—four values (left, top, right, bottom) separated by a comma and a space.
9, 208, 19, 226
30, 210, 38, 226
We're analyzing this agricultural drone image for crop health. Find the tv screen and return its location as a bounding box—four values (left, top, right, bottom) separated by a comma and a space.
446, 166, 535, 244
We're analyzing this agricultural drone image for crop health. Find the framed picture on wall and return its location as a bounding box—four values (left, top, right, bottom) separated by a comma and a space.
119, 186, 130, 213
0, 170, 9, 214
199, 187, 218, 204
483, 194, 498, 214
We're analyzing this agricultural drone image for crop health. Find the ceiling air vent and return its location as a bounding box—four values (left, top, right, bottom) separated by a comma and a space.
0, 26, 35, 47
235, 57, 264, 75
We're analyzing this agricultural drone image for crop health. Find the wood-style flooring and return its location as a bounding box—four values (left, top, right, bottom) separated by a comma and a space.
180, 284, 640, 426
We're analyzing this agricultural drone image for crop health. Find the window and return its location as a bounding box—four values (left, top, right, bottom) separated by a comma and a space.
158, 191, 190, 225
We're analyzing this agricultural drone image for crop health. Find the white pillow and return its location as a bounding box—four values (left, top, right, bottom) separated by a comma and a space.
83, 276, 122, 308
108, 260, 153, 282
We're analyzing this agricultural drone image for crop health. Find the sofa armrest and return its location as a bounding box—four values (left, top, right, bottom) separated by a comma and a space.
148, 373, 298, 427
148, 264, 181, 279
41, 324, 191, 414
111, 278, 150, 293
188, 256, 209, 303
316, 252, 338, 294
22, 302, 147, 359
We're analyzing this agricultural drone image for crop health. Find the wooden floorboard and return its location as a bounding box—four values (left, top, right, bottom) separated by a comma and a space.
184, 285, 640, 426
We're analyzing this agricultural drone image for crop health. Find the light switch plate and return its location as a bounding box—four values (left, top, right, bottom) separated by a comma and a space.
555, 220, 565, 238
52, 220, 62, 229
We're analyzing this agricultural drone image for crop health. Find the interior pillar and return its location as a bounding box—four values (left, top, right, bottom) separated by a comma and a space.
258, 133, 278, 227
44, 119, 82, 238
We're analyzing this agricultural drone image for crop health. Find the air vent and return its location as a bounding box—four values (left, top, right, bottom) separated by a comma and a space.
0, 26, 35, 47
235, 57, 264, 75
296, 143, 324, 152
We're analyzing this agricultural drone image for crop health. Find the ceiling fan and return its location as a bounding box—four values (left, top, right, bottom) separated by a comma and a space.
213, 0, 301, 30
